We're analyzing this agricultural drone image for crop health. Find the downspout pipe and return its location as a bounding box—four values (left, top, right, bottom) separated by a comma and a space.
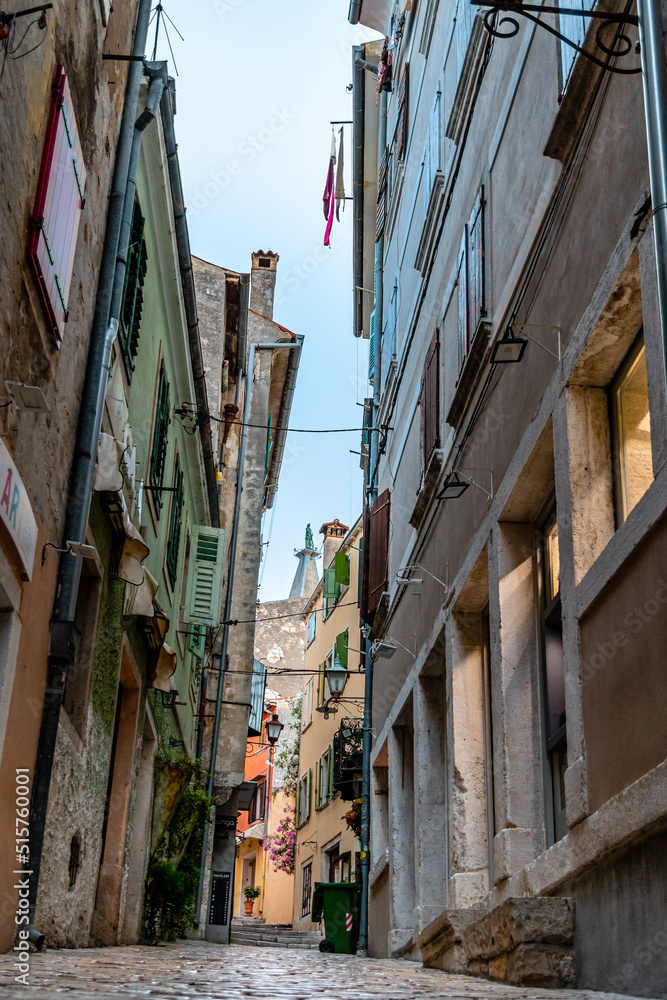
160, 82, 219, 527
349, 0, 362, 24
353, 47, 366, 339
194, 340, 302, 929
26, 0, 153, 949
637, 0, 667, 394
358, 85, 388, 958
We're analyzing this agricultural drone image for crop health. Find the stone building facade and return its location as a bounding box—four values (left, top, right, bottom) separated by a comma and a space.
193, 251, 304, 944
0, 0, 141, 953
350, 0, 667, 995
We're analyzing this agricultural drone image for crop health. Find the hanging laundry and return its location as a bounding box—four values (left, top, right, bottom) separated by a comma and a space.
335, 127, 346, 222
323, 129, 336, 247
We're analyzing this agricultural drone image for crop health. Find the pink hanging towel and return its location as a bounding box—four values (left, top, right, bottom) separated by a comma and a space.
323, 130, 336, 247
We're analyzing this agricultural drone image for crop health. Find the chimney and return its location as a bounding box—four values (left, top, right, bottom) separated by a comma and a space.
250, 250, 279, 319
320, 519, 349, 570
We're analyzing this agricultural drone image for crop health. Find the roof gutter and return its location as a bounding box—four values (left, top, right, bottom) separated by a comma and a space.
159, 81, 219, 527
264, 334, 304, 508
353, 47, 365, 339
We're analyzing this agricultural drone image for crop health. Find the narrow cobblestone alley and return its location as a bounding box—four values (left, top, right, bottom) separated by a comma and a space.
0, 942, 645, 1000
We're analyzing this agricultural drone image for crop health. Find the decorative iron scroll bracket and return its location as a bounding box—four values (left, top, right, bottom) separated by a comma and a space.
471, 1, 641, 74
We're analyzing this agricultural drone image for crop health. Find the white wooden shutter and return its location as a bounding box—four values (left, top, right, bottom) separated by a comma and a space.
457, 232, 468, 368
455, 0, 476, 75
183, 525, 227, 625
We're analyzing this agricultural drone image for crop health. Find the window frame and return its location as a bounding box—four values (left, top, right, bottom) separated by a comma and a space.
535, 499, 567, 845
301, 860, 313, 917
609, 332, 653, 527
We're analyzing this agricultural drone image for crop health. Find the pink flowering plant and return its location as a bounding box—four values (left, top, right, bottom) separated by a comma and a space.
264, 806, 296, 875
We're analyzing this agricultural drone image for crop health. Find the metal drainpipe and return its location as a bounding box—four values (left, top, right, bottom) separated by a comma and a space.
637, 0, 667, 393
353, 47, 365, 339
25, 0, 153, 949
194, 339, 303, 929
358, 86, 388, 957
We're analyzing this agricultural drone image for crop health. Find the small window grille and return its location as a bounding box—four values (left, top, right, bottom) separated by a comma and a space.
68, 835, 80, 888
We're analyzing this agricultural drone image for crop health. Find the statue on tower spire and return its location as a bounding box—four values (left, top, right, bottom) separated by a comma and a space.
289, 524, 320, 598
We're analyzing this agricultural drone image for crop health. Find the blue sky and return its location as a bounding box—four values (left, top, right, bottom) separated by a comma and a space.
153, 0, 378, 599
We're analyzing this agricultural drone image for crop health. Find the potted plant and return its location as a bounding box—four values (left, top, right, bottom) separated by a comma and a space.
243, 884, 261, 915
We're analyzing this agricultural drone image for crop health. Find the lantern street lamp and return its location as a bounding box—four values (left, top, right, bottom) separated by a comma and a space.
326, 652, 348, 698
265, 713, 284, 746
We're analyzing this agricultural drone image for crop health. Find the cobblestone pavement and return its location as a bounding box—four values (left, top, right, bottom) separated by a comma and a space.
0, 941, 644, 1000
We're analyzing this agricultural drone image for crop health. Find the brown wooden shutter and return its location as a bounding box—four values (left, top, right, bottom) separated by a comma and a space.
376, 148, 388, 242
421, 331, 440, 471
365, 489, 391, 619
396, 65, 409, 161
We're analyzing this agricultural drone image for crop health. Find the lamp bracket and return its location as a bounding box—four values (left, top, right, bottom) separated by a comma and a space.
511, 323, 561, 362
455, 467, 494, 500
471, 2, 640, 75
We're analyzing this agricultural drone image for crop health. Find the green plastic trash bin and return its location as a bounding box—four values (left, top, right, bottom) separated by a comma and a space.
311, 882, 362, 954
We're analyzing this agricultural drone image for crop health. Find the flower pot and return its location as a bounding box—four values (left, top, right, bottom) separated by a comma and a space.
244, 899, 255, 915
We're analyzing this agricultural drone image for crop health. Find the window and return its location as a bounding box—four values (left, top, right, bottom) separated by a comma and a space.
248, 779, 266, 823
307, 612, 316, 646
302, 677, 314, 730
318, 655, 332, 707
301, 861, 313, 917
423, 90, 443, 211
165, 455, 184, 588
316, 749, 331, 809
248, 659, 267, 737
420, 330, 441, 471
558, 0, 595, 92
537, 504, 567, 844
149, 361, 171, 516
118, 198, 148, 380
457, 188, 486, 368
296, 769, 312, 827
361, 489, 391, 622
610, 334, 653, 525
28, 66, 87, 346
323, 568, 340, 620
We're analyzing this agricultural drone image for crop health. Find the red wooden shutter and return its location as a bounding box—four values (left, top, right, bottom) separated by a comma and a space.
366, 489, 391, 619
421, 331, 440, 470
29, 66, 87, 346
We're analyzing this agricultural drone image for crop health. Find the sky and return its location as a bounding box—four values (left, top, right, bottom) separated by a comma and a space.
151, 0, 378, 600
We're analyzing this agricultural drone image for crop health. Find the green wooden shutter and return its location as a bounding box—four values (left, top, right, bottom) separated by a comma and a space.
307, 768, 312, 819
184, 525, 227, 625
315, 759, 321, 809
188, 623, 206, 659
149, 360, 171, 516
323, 567, 337, 600
335, 551, 350, 586
296, 779, 302, 824
166, 455, 184, 587
119, 198, 147, 379
318, 663, 326, 705
335, 629, 349, 672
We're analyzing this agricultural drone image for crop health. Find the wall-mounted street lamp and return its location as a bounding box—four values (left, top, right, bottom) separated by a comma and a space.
396, 563, 449, 591
437, 468, 494, 502
265, 713, 284, 746
490, 333, 528, 364
169, 736, 185, 749
161, 689, 186, 708
326, 652, 349, 698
